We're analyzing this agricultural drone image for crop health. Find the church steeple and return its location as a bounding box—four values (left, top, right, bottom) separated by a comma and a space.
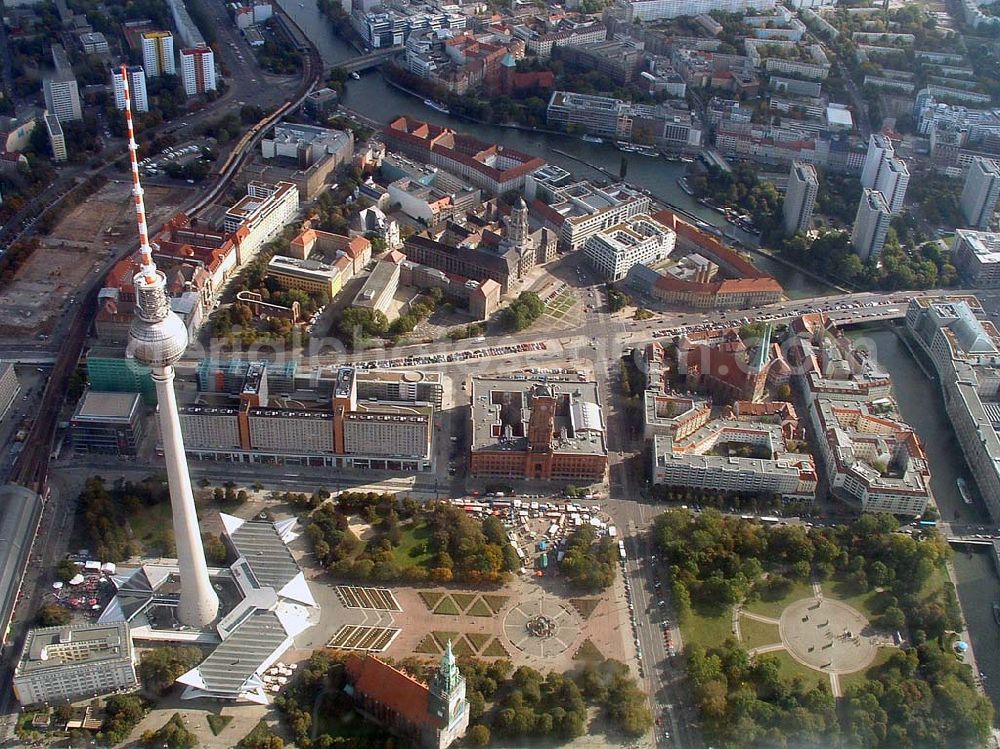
429, 639, 467, 733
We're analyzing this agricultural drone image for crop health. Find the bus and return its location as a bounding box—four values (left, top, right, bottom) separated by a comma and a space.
760, 516, 781, 525
618, 540, 627, 560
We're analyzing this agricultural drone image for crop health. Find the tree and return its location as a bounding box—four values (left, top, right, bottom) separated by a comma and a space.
139, 647, 204, 696
468, 724, 491, 746
36, 603, 70, 626
140, 713, 198, 749
56, 559, 78, 582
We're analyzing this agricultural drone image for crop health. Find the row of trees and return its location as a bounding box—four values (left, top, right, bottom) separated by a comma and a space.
277, 650, 649, 748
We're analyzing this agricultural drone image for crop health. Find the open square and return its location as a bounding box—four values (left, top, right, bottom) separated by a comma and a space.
779, 597, 878, 674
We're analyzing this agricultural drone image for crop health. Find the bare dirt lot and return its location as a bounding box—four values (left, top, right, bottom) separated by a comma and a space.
0, 182, 192, 337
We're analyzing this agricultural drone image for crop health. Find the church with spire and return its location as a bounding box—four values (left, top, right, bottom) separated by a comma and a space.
344, 642, 470, 749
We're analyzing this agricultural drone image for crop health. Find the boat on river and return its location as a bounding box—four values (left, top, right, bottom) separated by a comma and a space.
423, 99, 450, 114
993, 601, 1000, 625
581, 134, 604, 144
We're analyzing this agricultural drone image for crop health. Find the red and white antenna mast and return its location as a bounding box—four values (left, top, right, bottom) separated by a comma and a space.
120, 64, 157, 286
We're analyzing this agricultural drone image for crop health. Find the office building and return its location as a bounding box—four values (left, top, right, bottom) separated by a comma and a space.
179, 47, 216, 96
528, 175, 651, 250
620, 0, 774, 21
582, 214, 676, 281
0, 361, 20, 422
353, 256, 402, 315
302, 87, 339, 120
952, 230, 1000, 288
223, 181, 299, 260
79, 31, 110, 54
850, 189, 892, 261
266, 254, 341, 297
873, 156, 909, 215
809, 398, 931, 516
907, 296, 1000, 521
469, 377, 607, 482
177, 364, 435, 471
383, 117, 545, 195
86, 347, 156, 405
43, 113, 67, 162
783, 160, 818, 235
142, 31, 175, 77
860, 133, 894, 189
961, 157, 1000, 230
112, 66, 148, 112
791, 313, 931, 516
13, 623, 138, 707
546, 91, 700, 146
650, 401, 816, 499
70, 389, 146, 456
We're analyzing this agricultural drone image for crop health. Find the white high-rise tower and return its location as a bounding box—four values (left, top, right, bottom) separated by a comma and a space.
119, 65, 219, 628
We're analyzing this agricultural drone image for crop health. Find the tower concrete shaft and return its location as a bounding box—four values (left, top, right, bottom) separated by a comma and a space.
120, 63, 218, 628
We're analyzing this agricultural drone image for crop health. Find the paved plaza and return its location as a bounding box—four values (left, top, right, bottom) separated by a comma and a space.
780, 598, 878, 674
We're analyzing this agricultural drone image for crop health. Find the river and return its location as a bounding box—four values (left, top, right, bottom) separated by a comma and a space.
859, 328, 1000, 713
274, 0, 831, 298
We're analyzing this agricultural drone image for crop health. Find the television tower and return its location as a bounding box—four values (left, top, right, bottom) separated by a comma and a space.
120, 65, 219, 628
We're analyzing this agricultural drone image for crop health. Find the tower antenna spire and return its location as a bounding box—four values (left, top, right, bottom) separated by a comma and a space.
120, 64, 156, 286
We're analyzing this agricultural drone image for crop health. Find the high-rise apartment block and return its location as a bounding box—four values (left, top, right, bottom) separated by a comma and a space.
851, 189, 892, 261
873, 156, 909, 215
44, 113, 67, 162
43, 48, 82, 123
113, 66, 148, 112
782, 160, 818, 235
0, 361, 20, 422
142, 31, 175, 77
860, 133, 894, 189
180, 48, 216, 96
961, 157, 1000, 230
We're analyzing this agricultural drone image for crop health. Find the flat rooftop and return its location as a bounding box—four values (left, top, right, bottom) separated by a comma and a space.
18, 622, 133, 675
470, 376, 606, 456
74, 390, 140, 422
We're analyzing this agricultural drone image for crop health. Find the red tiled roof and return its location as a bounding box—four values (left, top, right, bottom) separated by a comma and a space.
345, 656, 442, 729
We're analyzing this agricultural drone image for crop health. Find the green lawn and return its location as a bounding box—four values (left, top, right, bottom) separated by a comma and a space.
739, 615, 781, 651
483, 638, 510, 657
467, 632, 491, 652
745, 578, 815, 620
679, 601, 736, 652
765, 650, 827, 691
206, 714, 232, 736
418, 591, 444, 610
466, 598, 493, 617
452, 593, 477, 612
128, 501, 174, 554
434, 596, 462, 616
389, 520, 435, 570
483, 594, 509, 614
839, 647, 896, 694
826, 578, 888, 618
